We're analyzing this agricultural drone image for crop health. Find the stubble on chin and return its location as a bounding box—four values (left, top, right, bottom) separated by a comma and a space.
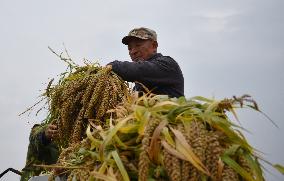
132, 57, 144, 62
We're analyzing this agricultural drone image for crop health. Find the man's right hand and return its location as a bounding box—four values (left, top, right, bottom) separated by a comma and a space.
106, 64, 112, 70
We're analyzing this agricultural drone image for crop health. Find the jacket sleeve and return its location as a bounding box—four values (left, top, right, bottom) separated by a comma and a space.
108, 57, 179, 87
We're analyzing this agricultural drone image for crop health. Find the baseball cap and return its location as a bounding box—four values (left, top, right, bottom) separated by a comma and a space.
122, 27, 157, 45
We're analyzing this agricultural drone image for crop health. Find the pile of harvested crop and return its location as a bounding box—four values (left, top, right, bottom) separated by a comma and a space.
23, 49, 282, 180
47, 93, 280, 181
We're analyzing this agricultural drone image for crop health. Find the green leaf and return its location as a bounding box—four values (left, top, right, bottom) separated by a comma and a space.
114, 135, 128, 150
98, 153, 113, 174
176, 96, 187, 105
118, 122, 139, 134
86, 125, 102, 150
243, 153, 264, 180
209, 115, 253, 152
205, 100, 220, 113
221, 155, 255, 181
170, 127, 210, 176
190, 96, 214, 103
274, 164, 284, 174
99, 115, 133, 160
98, 161, 108, 174
152, 100, 179, 109
223, 144, 241, 156
161, 127, 175, 147
167, 106, 191, 121
111, 150, 130, 181
134, 107, 151, 135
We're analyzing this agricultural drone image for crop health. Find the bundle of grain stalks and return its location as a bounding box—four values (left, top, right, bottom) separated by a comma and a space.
46, 64, 130, 148
46, 90, 280, 181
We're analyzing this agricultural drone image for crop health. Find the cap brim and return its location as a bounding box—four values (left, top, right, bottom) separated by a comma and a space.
122, 36, 148, 45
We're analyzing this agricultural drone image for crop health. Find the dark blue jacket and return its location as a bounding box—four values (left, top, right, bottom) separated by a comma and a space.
109, 53, 184, 97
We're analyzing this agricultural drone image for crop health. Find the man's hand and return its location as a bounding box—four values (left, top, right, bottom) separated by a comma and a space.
44, 124, 58, 141
106, 64, 112, 70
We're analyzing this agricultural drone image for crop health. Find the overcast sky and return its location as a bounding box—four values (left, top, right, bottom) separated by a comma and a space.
0, 0, 283, 180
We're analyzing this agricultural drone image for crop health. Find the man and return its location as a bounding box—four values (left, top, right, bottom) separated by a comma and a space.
21, 27, 184, 180
21, 124, 59, 181
108, 27, 184, 98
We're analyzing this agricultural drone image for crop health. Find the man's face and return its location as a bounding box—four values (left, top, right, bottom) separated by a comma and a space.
127, 38, 158, 62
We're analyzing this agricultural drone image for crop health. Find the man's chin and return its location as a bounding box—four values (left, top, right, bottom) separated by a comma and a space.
132, 57, 144, 62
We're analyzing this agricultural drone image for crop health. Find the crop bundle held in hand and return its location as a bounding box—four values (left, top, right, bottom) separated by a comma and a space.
45, 91, 282, 181
45, 63, 129, 148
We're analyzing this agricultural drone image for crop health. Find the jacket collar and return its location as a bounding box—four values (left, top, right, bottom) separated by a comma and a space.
147, 53, 162, 61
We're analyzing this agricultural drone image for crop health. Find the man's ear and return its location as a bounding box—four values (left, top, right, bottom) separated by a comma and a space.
153, 41, 158, 48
